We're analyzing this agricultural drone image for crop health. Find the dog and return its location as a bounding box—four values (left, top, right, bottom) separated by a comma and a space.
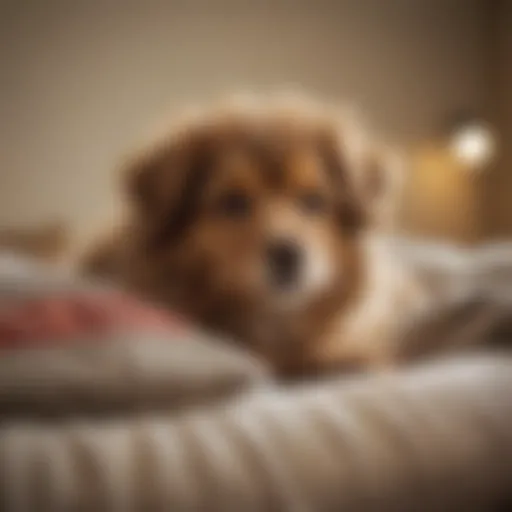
82, 93, 424, 377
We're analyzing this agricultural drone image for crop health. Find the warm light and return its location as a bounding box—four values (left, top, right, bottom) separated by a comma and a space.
449, 121, 496, 170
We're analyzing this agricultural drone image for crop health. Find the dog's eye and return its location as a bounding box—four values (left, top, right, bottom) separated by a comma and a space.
298, 191, 327, 214
217, 191, 252, 218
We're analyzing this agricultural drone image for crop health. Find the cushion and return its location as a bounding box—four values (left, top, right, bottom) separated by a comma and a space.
0, 290, 182, 349
0, 252, 269, 419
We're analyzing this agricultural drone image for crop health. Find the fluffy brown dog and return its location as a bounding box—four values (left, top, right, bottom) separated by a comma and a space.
82, 94, 416, 376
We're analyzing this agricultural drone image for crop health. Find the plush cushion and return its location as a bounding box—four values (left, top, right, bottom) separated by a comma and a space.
0, 290, 182, 349
0, 252, 269, 419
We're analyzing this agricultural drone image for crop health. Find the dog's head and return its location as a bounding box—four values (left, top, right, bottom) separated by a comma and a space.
124, 95, 401, 326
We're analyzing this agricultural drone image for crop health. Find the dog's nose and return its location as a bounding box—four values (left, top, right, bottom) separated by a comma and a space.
266, 240, 302, 287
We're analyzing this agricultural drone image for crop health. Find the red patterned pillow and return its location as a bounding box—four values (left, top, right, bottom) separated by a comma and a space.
0, 290, 185, 350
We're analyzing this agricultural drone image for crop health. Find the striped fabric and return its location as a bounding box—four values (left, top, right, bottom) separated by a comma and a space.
1, 355, 511, 511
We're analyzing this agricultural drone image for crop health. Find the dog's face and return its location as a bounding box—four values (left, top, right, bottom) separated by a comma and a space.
176, 140, 350, 309
125, 99, 398, 340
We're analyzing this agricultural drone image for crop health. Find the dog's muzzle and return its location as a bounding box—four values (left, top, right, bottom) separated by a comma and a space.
265, 239, 303, 289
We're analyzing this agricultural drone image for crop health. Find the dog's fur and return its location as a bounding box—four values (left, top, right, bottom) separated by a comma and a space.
82, 94, 422, 376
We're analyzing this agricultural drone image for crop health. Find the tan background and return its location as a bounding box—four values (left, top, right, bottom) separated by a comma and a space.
484, 0, 512, 238
0, 0, 507, 243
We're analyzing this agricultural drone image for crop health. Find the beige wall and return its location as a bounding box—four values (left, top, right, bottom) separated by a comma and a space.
483, 0, 512, 238
0, 0, 487, 240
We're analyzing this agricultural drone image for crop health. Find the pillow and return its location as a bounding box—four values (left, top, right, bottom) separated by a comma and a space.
0, 289, 182, 349
0, 253, 269, 419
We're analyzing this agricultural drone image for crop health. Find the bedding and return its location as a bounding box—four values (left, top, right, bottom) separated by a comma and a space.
0, 253, 268, 419
0, 241, 512, 511
1, 355, 511, 511
390, 238, 512, 359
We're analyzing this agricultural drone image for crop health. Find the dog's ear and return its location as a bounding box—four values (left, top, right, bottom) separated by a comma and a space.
124, 144, 167, 219
123, 129, 212, 243
319, 129, 403, 233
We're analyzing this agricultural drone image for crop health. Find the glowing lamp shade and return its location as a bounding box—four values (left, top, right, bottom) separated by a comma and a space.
449, 120, 496, 170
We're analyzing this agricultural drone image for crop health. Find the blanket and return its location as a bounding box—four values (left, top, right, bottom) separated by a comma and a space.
1, 240, 512, 511
1, 355, 511, 511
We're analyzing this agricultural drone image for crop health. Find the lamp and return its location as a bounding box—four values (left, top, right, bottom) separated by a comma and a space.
447, 114, 497, 171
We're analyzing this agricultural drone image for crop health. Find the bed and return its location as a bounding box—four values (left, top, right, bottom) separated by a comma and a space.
0, 238, 511, 511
